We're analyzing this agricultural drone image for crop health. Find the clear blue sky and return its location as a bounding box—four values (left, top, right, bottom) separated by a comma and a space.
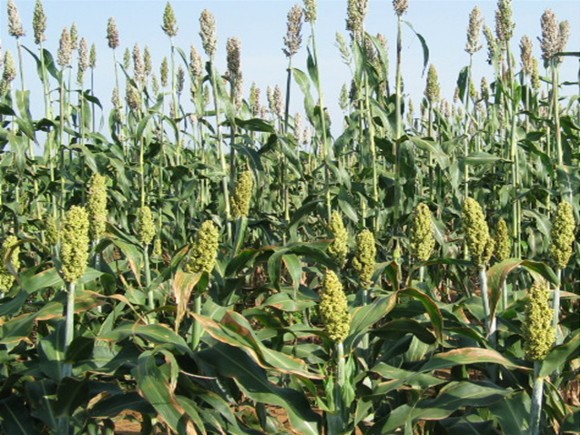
1, 0, 579, 136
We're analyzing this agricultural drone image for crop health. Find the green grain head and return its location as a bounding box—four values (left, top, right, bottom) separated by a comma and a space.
136, 206, 156, 246
462, 198, 492, 266
232, 170, 254, 219
523, 281, 555, 361
328, 211, 349, 268
494, 217, 511, 261
410, 203, 435, 262
162, 2, 178, 38
61, 206, 90, 283
88, 174, 108, 242
185, 220, 220, 275
319, 270, 351, 343
550, 201, 576, 270
353, 229, 376, 288
0, 235, 20, 292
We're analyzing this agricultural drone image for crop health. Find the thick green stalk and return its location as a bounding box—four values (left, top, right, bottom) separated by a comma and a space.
553, 268, 562, 344
282, 57, 293, 223
394, 16, 403, 223
64, 281, 76, 377
192, 294, 202, 351
336, 341, 345, 388
364, 74, 379, 233
209, 60, 232, 240
463, 55, 473, 201
59, 71, 67, 216
529, 361, 544, 435
479, 265, 495, 345
145, 244, 152, 309
309, 24, 331, 222
551, 64, 562, 166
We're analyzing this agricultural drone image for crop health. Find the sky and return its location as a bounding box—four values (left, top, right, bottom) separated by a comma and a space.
0, 0, 579, 137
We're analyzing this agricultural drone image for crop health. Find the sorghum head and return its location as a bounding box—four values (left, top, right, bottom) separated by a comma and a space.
162, 2, 178, 38
303, 0, 317, 23
2, 51, 16, 84
0, 235, 20, 292
524, 281, 555, 361
410, 203, 435, 262
328, 211, 349, 268
189, 45, 203, 82
57, 27, 72, 67
462, 198, 491, 266
353, 229, 376, 288
483, 25, 498, 66
425, 64, 440, 104
283, 4, 303, 58
494, 217, 511, 261
136, 206, 156, 246
160, 56, 169, 88
7, 0, 25, 38
231, 170, 254, 219
143, 46, 152, 77
106, 17, 119, 50
495, 0, 514, 44
226, 37, 242, 80
346, 0, 368, 38
89, 43, 97, 69
520, 36, 534, 75
465, 6, 483, 55
185, 220, 220, 275
550, 201, 576, 269
319, 270, 350, 343
60, 206, 90, 283
393, 0, 408, 17
87, 173, 108, 242
199, 9, 217, 58
33, 0, 46, 45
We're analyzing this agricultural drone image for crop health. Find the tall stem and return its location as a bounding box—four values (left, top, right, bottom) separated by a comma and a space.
479, 265, 495, 346
552, 64, 562, 167
192, 294, 203, 351
394, 17, 403, 223
336, 341, 345, 387
310, 24, 331, 222
553, 268, 562, 344
529, 361, 544, 435
210, 60, 232, 240
64, 281, 77, 377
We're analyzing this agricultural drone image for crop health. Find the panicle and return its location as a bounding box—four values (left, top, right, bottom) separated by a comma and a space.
0, 235, 20, 292
136, 206, 156, 246
346, 0, 368, 38
60, 206, 90, 283
106, 17, 119, 50
410, 203, 435, 262
495, 0, 514, 44
231, 170, 254, 219
199, 9, 217, 58
393, 0, 409, 17
33, 0, 47, 45
425, 64, 440, 104
283, 4, 303, 58
550, 201, 576, 269
465, 6, 483, 54
319, 270, 351, 343
185, 220, 220, 275
493, 217, 511, 261
524, 281, 555, 361
328, 211, 349, 268
7, 0, 25, 38
87, 173, 108, 242
303, 0, 317, 23
57, 27, 72, 67
520, 35, 534, 75
189, 45, 203, 82
162, 2, 178, 38
353, 229, 376, 288
462, 198, 493, 266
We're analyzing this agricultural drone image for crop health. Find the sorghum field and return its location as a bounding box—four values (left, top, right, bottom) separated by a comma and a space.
0, 0, 579, 433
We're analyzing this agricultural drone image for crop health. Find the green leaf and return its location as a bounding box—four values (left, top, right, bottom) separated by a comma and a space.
101, 323, 191, 356
488, 391, 530, 435
89, 392, 155, 418
420, 347, 528, 372
54, 378, 89, 417
198, 344, 320, 435
539, 330, 580, 377
398, 288, 443, 342
0, 396, 39, 434
234, 117, 275, 133
373, 318, 436, 344
403, 21, 429, 75
345, 294, 397, 351
135, 351, 195, 434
